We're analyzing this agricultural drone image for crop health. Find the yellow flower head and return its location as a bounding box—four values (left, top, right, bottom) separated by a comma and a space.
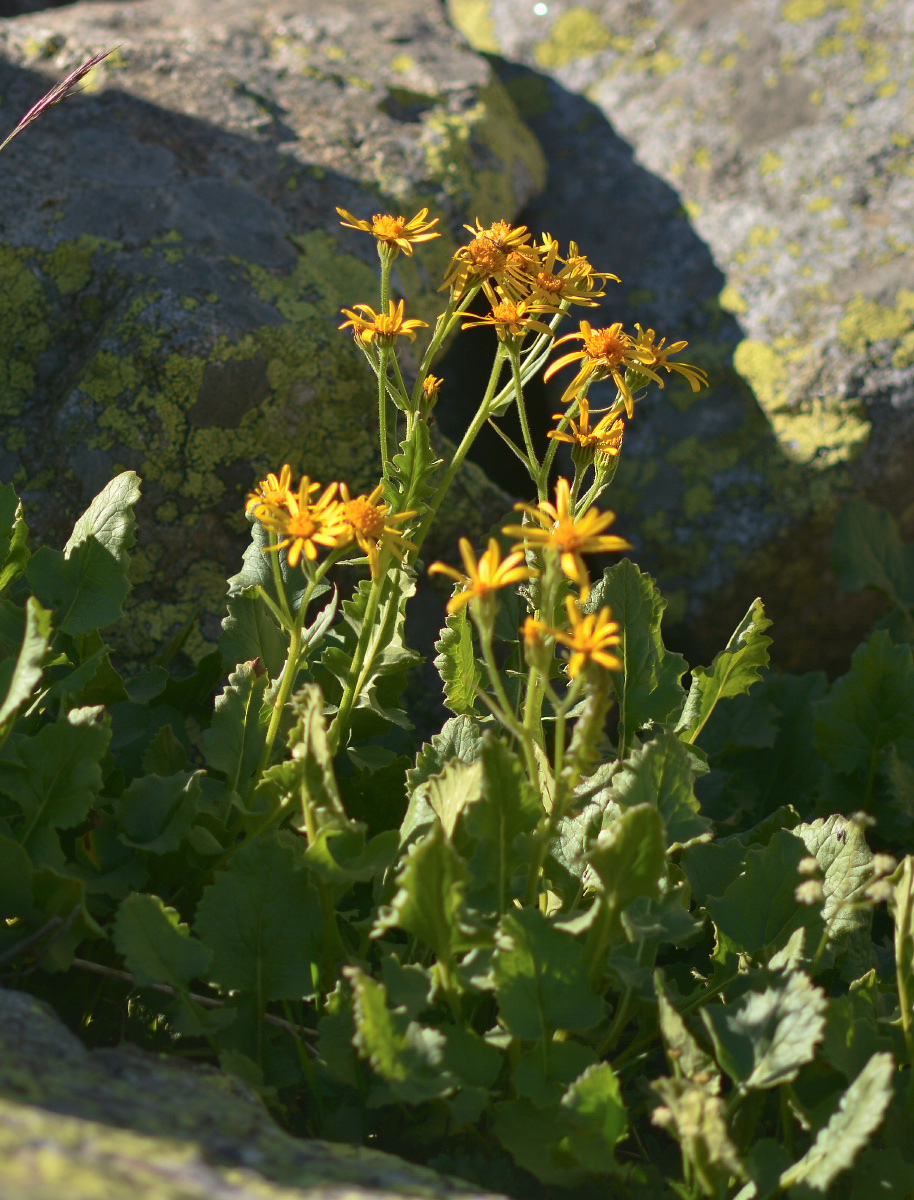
528, 237, 618, 308
632, 324, 709, 392
544, 320, 658, 417
461, 294, 558, 342
421, 374, 443, 409
257, 476, 347, 569
339, 482, 417, 578
531, 595, 622, 677
339, 299, 428, 347
546, 399, 625, 459
336, 206, 440, 257
441, 218, 537, 298
246, 464, 294, 518
429, 536, 535, 615
502, 478, 631, 600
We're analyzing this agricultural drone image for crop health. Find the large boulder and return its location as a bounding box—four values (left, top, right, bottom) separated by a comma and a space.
446, 0, 913, 670
0, 988, 505, 1200
0, 0, 545, 657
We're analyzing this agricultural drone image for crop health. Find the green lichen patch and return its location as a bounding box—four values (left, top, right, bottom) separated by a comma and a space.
533, 8, 614, 70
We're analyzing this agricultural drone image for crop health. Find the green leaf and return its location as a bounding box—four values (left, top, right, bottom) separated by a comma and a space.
406, 716, 483, 794
492, 1098, 584, 1186
678, 598, 772, 745
433, 604, 480, 717
651, 1075, 745, 1196
512, 1040, 597, 1109
0, 707, 110, 853
586, 803, 666, 913
793, 815, 873, 947
655, 970, 718, 1083
375, 824, 477, 967
415, 758, 483, 839
384, 417, 441, 513
779, 1052, 894, 1192
890, 855, 914, 1058
706, 831, 819, 961
814, 630, 914, 774
285, 683, 350, 835
559, 1061, 628, 1174
141, 724, 190, 776
194, 833, 320, 1002
348, 967, 454, 1104
0, 597, 51, 745
220, 589, 287, 680
493, 907, 604, 1039
701, 972, 827, 1089
114, 771, 202, 855
200, 661, 269, 794
832, 499, 914, 616
586, 560, 687, 750
0, 832, 33, 919
26, 471, 141, 635
608, 731, 712, 849
114, 892, 211, 989
0, 487, 29, 593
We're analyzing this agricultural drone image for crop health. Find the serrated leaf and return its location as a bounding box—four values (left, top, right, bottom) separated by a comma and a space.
200, 661, 269, 794
114, 770, 202, 855
0, 487, 29, 593
0, 597, 51, 744
832, 500, 914, 614
220, 590, 287, 680
114, 892, 210, 989
706, 831, 820, 961
559, 1062, 628, 1174
608, 731, 712, 849
26, 471, 140, 635
586, 560, 687, 751
793, 815, 873, 946
587, 803, 666, 913
0, 707, 110, 854
814, 630, 914, 774
651, 1075, 745, 1196
493, 907, 604, 1039
194, 833, 320, 1002
416, 758, 483, 839
678, 599, 772, 745
433, 604, 480, 717
779, 1052, 894, 1192
348, 967, 453, 1104
384, 417, 441, 513
406, 715, 483, 794
285, 683, 350, 836
375, 824, 477, 968
701, 972, 827, 1089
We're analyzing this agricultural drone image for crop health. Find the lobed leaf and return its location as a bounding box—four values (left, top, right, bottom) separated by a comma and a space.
200, 660, 269, 794
433, 604, 480, 717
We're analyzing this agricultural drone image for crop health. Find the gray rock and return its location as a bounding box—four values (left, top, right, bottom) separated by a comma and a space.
0, 0, 545, 658
0, 987, 506, 1200
446, 0, 914, 670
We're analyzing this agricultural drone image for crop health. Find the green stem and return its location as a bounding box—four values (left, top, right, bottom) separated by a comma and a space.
539, 387, 587, 492
410, 286, 481, 408
326, 555, 390, 753
378, 250, 393, 476
509, 347, 541, 492
408, 345, 508, 560
267, 532, 294, 625
257, 575, 314, 775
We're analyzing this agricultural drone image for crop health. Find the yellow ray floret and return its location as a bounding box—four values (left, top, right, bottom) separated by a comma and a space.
544, 320, 656, 417
246, 464, 294, 518
528, 235, 617, 308
336, 206, 440, 256
339, 482, 417, 578
429, 536, 535, 614
256, 476, 348, 568
528, 595, 622, 677
632, 324, 709, 392
441, 218, 539, 298
503, 478, 631, 600
546, 399, 624, 458
461, 294, 558, 342
339, 299, 428, 346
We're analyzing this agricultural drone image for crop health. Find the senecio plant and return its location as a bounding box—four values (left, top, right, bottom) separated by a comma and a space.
4, 196, 914, 1200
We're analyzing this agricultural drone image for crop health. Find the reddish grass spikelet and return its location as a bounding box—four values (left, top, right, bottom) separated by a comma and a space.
0, 48, 113, 155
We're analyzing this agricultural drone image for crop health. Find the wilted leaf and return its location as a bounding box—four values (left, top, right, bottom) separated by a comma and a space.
26, 471, 141, 635
493, 907, 604, 1039
779, 1052, 894, 1192
114, 892, 211, 989
701, 972, 827, 1089
678, 599, 772, 745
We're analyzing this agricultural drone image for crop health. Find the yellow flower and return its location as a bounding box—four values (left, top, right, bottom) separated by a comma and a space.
440, 218, 538, 298
546, 399, 624, 458
421, 374, 443, 409
531, 595, 622, 677
429, 537, 535, 614
528, 236, 617, 308
632, 324, 709, 392
461, 294, 558, 342
336, 206, 440, 257
339, 299, 428, 347
339, 482, 417, 578
503, 478, 631, 600
544, 320, 660, 417
245, 464, 294, 517
257, 477, 347, 568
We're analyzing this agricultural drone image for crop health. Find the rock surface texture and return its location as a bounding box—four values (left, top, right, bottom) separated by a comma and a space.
0, 988, 506, 1200
448, 0, 913, 669
0, 0, 544, 656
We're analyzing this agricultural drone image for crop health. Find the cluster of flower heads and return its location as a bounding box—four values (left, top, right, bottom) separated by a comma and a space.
430, 477, 631, 679
246, 467, 415, 577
